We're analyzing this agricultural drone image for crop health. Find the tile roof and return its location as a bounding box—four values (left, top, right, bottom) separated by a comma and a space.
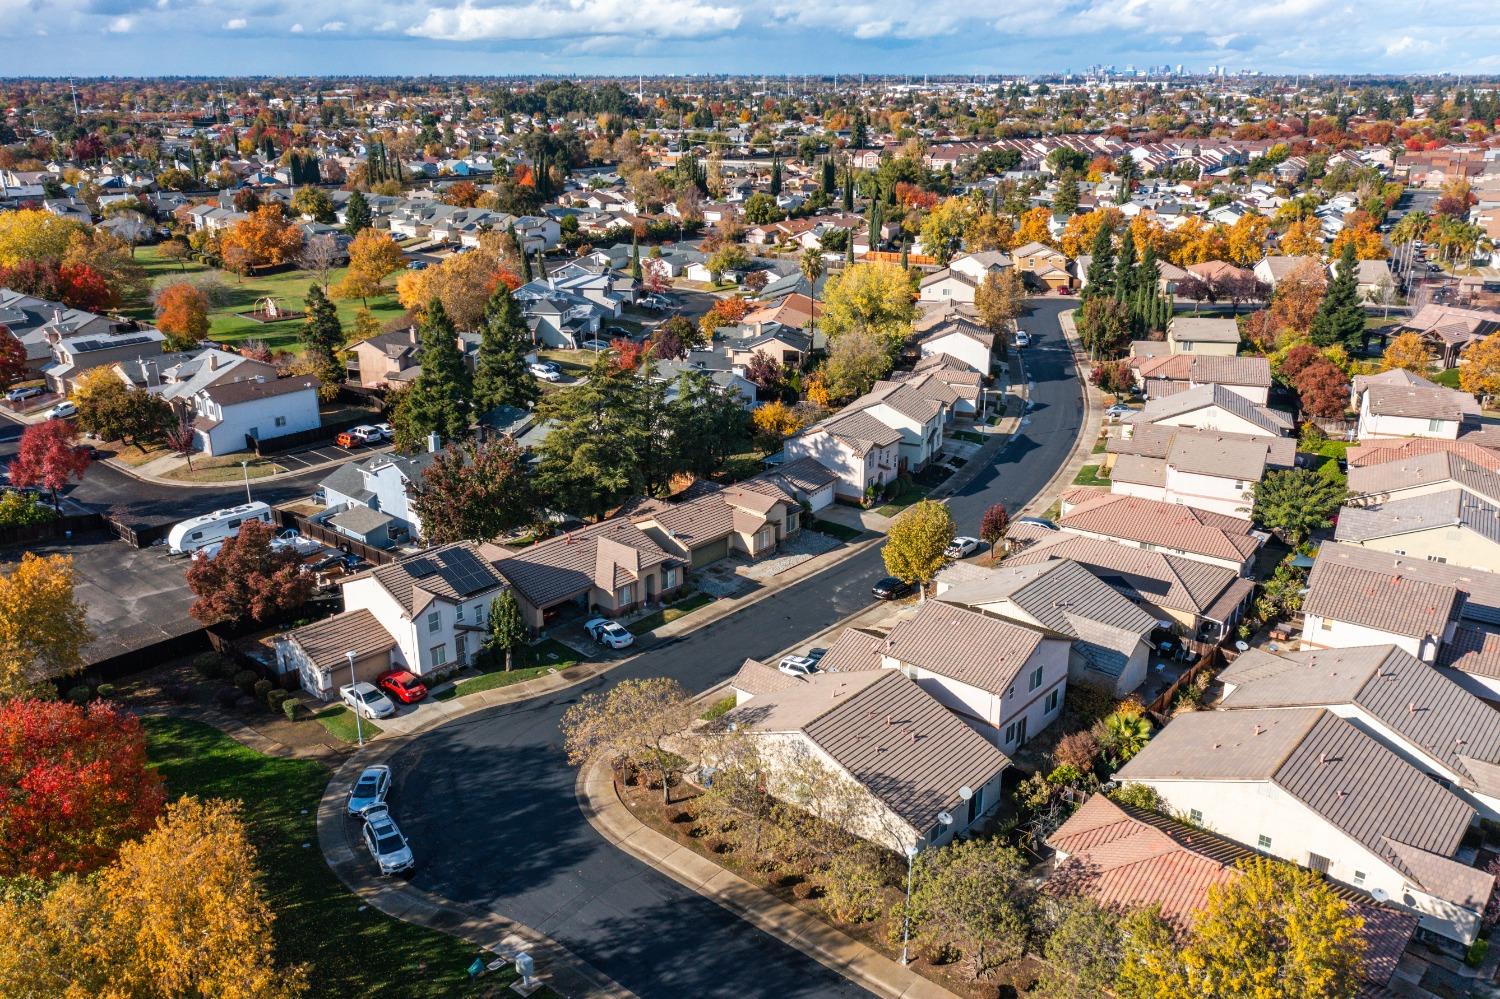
286, 608, 398, 672
1313, 541, 1500, 626
731, 670, 1011, 833
1108, 425, 1296, 473
491, 518, 676, 609
1337, 488, 1500, 546
1219, 644, 1500, 797
729, 658, 803, 698
1058, 493, 1263, 563
1189, 354, 1273, 388
1346, 438, 1500, 474
1047, 795, 1417, 988
1130, 383, 1293, 436
1347, 451, 1500, 505
815, 627, 888, 674
1363, 383, 1470, 421
806, 409, 904, 453
1437, 621, 1500, 681
847, 382, 946, 424
1108, 453, 1167, 486
1168, 316, 1240, 343
364, 541, 507, 616
1117, 708, 1486, 906
881, 601, 1050, 695
1003, 532, 1241, 617
1302, 556, 1459, 640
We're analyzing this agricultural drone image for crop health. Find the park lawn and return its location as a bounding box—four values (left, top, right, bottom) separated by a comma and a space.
142, 717, 520, 999
128, 245, 406, 352
433, 639, 580, 702
628, 590, 715, 635
1073, 464, 1111, 487
313, 705, 381, 744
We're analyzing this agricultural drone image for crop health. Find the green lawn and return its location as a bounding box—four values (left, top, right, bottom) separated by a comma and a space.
1073, 464, 1111, 487
143, 717, 526, 998
536, 349, 596, 378
314, 705, 381, 744
951, 430, 986, 444
810, 518, 865, 542
875, 482, 930, 518
700, 695, 736, 721
628, 590, 715, 635
127, 245, 406, 352
1299, 439, 1350, 460
1091, 436, 1107, 454
433, 639, 579, 702
1433, 367, 1462, 388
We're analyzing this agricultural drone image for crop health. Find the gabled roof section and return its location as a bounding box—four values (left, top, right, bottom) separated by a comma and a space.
1130, 383, 1293, 435
363, 541, 506, 616
1059, 493, 1262, 562
881, 601, 1049, 695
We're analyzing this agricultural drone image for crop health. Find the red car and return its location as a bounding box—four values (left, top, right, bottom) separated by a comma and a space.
376, 670, 428, 704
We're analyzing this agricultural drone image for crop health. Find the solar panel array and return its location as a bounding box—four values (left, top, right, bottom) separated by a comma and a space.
70, 333, 157, 353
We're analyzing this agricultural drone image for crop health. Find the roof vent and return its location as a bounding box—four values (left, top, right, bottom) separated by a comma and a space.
885, 714, 893, 726
1252, 724, 1263, 736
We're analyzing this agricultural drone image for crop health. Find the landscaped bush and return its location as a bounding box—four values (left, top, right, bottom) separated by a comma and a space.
95, 683, 116, 699
216, 686, 241, 709
266, 689, 290, 713
282, 698, 306, 721
64, 684, 93, 705
817, 850, 887, 924
232, 670, 260, 694
700, 695, 736, 721
252, 679, 274, 704
192, 652, 231, 680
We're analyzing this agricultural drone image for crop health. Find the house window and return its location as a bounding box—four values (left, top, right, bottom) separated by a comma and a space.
431, 644, 448, 666
1428, 418, 1443, 432
617, 583, 634, 606
1233, 480, 1244, 490
1003, 721, 1018, 745
663, 568, 678, 590
455, 603, 464, 622
427, 611, 441, 633
1320, 618, 1333, 631
1427, 555, 1447, 563
274, 415, 287, 428
1393, 549, 1407, 556
1044, 687, 1060, 713
1257, 834, 1272, 851
1005, 685, 1014, 700
1181, 341, 1193, 351
1028, 665, 1044, 692
1189, 809, 1203, 824
1352, 870, 1366, 886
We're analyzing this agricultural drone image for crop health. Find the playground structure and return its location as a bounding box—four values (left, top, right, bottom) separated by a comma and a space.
238, 295, 306, 324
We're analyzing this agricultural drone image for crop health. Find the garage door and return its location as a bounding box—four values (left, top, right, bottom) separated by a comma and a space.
691, 538, 731, 568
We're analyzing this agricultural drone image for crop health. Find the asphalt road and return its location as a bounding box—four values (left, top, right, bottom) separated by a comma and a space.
385, 298, 1085, 999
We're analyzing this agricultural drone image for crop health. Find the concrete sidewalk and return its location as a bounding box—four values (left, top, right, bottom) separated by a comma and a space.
576, 758, 959, 999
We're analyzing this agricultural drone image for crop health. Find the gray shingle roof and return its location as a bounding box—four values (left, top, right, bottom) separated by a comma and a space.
1130, 383, 1293, 436
364, 541, 506, 616
1336, 488, 1500, 546
1003, 532, 1240, 617
492, 519, 676, 609
882, 600, 1050, 695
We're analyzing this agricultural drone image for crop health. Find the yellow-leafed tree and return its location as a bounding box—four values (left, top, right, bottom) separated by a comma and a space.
881, 499, 955, 595
1380, 331, 1435, 375
1460, 333, 1500, 397
334, 228, 405, 304
0, 553, 90, 698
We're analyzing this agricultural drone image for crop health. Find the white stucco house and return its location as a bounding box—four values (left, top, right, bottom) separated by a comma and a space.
192, 376, 321, 457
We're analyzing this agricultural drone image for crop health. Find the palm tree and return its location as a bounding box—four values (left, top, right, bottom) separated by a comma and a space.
1096, 710, 1152, 765
800, 247, 824, 336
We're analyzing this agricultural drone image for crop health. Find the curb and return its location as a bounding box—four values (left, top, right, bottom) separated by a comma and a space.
316, 735, 636, 999
575, 758, 960, 999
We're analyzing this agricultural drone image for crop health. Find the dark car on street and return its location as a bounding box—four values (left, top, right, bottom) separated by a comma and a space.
872, 576, 914, 600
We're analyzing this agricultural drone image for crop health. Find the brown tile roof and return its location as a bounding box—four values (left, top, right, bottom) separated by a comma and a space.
1438, 621, 1500, 681
1047, 795, 1417, 988
1059, 493, 1262, 563
1109, 425, 1296, 474
363, 541, 506, 616
1189, 355, 1272, 388
815, 627, 887, 673
286, 608, 397, 672
882, 601, 1050, 695
1347, 437, 1500, 473
1109, 453, 1167, 486
1167, 316, 1240, 343
1363, 383, 1469, 421
730, 658, 802, 697
731, 670, 1011, 833
492, 519, 676, 609
1003, 532, 1240, 617
1347, 450, 1500, 504
1313, 541, 1500, 625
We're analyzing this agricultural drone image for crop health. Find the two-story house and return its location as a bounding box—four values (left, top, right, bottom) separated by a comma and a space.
317, 449, 439, 547
1054, 492, 1264, 576
1105, 425, 1296, 517
783, 410, 902, 503
1165, 317, 1240, 356
192, 376, 321, 456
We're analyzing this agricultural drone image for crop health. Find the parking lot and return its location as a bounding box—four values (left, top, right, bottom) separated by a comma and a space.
271, 440, 391, 471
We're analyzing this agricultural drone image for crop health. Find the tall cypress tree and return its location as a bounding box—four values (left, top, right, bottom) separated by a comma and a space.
868, 199, 883, 249
472, 285, 539, 416
403, 300, 472, 447
1083, 222, 1117, 301
302, 284, 344, 395
1053, 169, 1080, 216
1114, 228, 1139, 301
769, 158, 783, 196
630, 232, 642, 281
1309, 241, 1365, 351
821, 158, 836, 196
343, 189, 371, 237
842, 167, 854, 212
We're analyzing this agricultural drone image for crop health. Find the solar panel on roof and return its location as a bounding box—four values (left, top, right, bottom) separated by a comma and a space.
404, 557, 435, 577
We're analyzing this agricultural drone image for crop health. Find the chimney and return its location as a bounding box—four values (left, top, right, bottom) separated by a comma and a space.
885, 714, 893, 726
206, 352, 218, 372
427, 431, 441, 454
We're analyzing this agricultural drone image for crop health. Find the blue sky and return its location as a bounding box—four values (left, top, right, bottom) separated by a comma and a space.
1, 0, 1497, 77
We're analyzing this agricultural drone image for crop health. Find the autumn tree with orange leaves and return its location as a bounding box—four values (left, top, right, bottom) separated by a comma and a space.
185, 518, 315, 626
219, 205, 304, 269
154, 282, 210, 350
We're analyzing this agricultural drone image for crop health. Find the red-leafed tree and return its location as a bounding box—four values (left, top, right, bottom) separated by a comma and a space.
744, 349, 784, 391
610, 337, 644, 371
58, 263, 116, 311
0, 324, 26, 390
0, 698, 166, 878
9, 419, 91, 501
1294, 358, 1351, 419
1276, 343, 1323, 384
979, 503, 1010, 563
185, 518, 316, 626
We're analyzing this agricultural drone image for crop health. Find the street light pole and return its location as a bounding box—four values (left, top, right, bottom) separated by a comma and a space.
346, 651, 364, 748
240, 460, 252, 504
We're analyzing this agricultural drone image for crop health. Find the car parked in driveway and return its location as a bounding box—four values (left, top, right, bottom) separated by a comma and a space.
346, 764, 392, 815
1105, 403, 1134, 421
945, 536, 980, 559
585, 618, 635, 649
872, 576, 914, 600
777, 655, 819, 676
340, 681, 395, 720
5, 385, 43, 403
376, 669, 428, 704
579, 338, 613, 351
1013, 331, 1031, 348
529, 362, 562, 382
44, 401, 77, 419
361, 805, 414, 874
348, 425, 383, 445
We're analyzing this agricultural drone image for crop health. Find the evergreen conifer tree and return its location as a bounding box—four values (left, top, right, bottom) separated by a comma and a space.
1309, 241, 1366, 351
343, 189, 371, 236
402, 300, 472, 447
1083, 222, 1117, 301
472, 285, 539, 416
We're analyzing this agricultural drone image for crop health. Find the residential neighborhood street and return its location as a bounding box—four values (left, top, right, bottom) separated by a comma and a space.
381, 299, 1085, 998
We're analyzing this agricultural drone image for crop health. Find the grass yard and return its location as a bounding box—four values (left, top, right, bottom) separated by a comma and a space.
161, 453, 287, 482
314, 705, 381, 744
951, 429, 986, 444
700, 695, 736, 721
1299, 438, 1350, 461
875, 482, 930, 518
628, 590, 715, 635
1073, 464, 1111, 487
433, 639, 580, 702
126, 245, 406, 352
536, 349, 596, 378
143, 717, 527, 998
810, 518, 865, 542
1433, 367, 1462, 388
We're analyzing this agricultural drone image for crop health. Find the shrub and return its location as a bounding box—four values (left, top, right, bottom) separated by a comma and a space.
1053, 730, 1100, 771
1107, 782, 1162, 812
252, 679, 273, 704
192, 652, 230, 679
818, 850, 887, 924
215, 686, 241, 709
64, 685, 92, 705
94, 683, 116, 699
1465, 936, 1488, 968
700, 695, 736, 721
266, 689, 289, 713
232, 670, 259, 694
282, 698, 305, 721
793, 880, 819, 900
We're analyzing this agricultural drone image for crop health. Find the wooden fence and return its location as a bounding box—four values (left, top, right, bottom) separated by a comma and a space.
277, 509, 397, 565
1147, 646, 1223, 721
0, 511, 106, 548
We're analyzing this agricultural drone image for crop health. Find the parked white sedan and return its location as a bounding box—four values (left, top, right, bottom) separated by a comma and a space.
945, 536, 981, 559
585, 618, 635, 650
340, 682, 396, 720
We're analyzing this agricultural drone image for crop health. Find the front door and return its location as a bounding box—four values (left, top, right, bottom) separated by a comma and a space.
455, 633, 467, 666
1015, 716, 1028, 748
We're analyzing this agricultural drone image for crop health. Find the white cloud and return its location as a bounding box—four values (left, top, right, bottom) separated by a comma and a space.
407, 0, 740, 41
320, 20, 346, 31
107, 15, 133, 32
289, 21, 304, 32
224, 16, 247, 29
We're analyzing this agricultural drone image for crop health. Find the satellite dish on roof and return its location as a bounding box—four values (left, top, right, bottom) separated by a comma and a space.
958, 786, 973, 801
1370, 888, 1389, 903
937, 811, 954, 826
